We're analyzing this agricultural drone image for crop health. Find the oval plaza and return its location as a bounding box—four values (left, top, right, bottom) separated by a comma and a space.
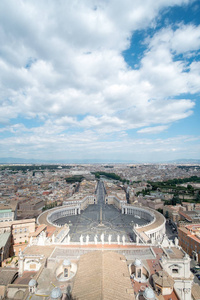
38, 181, 166, 245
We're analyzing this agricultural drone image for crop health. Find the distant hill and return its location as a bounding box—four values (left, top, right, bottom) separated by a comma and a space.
0, 157, 199, 164
0, 157, 45, 164
0, 157, 137, 164
166, 159, 200, 164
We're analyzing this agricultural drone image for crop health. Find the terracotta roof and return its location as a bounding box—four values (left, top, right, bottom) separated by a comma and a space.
179, 211, 192, 221
72, 251, 135, 300
14, 271, 37, 285
23, 245, 55, 258
29, 224, 47, 237
152, 270, 174, 288
186, 224, 200, 230
188, 234, 200, 243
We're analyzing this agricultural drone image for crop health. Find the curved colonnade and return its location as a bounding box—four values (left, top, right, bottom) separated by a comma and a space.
105, 195, 166, 243
37, 195, 96, 227
37, 195, 166, 244
123, 204, 166, 243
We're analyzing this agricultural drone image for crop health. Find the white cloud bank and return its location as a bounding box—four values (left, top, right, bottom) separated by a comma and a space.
0, 0, 199, 160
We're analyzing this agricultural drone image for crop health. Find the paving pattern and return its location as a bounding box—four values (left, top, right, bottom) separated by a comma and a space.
55, 181, 147, 242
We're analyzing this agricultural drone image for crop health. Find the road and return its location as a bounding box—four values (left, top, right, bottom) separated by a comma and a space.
165, 221, 178, 243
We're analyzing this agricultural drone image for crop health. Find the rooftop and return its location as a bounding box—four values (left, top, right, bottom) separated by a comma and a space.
0, 231, 10, 248
0, 268, 18, 286
72, 251, 135, 300
164, 247, 185, 259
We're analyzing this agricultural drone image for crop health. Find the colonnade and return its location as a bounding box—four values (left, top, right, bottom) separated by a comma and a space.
122, 205, 155, 222
121, 204, 166, 243
48, 205, 80, 223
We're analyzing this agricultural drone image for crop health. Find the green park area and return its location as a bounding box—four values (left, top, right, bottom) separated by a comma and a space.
92, 171, 130, 184
141, 176, 200, 204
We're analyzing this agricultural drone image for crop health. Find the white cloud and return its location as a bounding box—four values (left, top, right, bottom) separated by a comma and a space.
137, 125, 169, 134
148, 24, 200, 54
0, 0, 199, 160
0, 129, 199, 161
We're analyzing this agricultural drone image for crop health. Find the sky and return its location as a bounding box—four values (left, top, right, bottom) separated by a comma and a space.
0, 0, 200, 163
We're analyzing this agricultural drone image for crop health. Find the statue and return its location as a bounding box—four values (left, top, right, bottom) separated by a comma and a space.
80, 235, 83, 245
67, 235, 71, 244
174, 237, 179, 246
86, 235, 89, 244
101, 233, 104, 244
108, 234, 112, 245
38, 231, 46, 246
117, 235, 120, 244
122, 235, 125, 245
94, 234, 98, 245
19, 248, 23, 258
51, 234, 55, 244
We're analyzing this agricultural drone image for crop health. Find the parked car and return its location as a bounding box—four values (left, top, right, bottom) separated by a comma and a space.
191, 268, 198, 273
195, 273, 200, 280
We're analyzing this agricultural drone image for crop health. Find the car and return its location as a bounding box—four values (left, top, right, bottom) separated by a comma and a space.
196, 274, 200, 280
191, 268, 198, 274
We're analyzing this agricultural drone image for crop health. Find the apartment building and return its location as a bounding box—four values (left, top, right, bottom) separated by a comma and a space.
0, 202, 17, 222
0, 219, 35, 244
163, 204, 185, 222
178, 224, 200, 262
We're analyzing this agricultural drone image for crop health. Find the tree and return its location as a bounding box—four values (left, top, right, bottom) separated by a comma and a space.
187, 184, 193, 190
187, 184, 194, 195
157, 208, 163, 214
196, 191, 200, 203
165, 211, 169, 219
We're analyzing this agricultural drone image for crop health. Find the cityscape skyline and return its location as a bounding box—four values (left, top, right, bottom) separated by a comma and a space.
0, 0, 200, 162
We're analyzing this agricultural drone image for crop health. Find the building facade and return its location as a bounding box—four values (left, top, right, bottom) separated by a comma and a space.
178, 224, 200, 262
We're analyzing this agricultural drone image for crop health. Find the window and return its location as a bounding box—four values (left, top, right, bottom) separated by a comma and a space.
64, 268, 68, 277
172, 268, 178, 274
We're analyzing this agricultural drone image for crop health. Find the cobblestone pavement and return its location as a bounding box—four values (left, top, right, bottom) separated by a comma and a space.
55, 181, 147, 242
